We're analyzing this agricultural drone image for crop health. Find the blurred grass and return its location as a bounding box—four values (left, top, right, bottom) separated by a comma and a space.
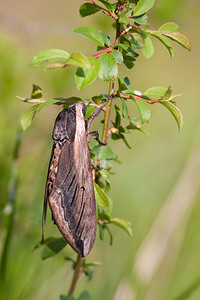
0, 0, 200, 299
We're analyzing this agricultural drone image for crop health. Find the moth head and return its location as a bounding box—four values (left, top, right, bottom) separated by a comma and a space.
75, 102, 87, 118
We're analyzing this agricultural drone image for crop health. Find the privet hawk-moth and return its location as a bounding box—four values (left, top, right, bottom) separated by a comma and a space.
42, 100, 110, 257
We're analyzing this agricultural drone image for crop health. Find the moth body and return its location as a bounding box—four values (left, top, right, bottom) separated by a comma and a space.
44, 103, 96, 257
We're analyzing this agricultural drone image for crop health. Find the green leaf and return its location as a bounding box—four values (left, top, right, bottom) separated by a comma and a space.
123, 55, 135, 69
124, 76, 130, 87
132, 13, 148, 25
159, 22, 179, 33
30, 49, 70, 66
119, 10, 130, 25
99, 53, 118, 81
94, 182, 109, 207
41, 237, 67, 260
163, 86, 173, 100
110, 50, 123, 64
143, 36, 154, 58
114, 104, 121, 127
115, 43, 128, 51
73, 26, 104, 47
121, 99, 129, 118
99, 225, 104, 240
78, 290, 92, 300
31, 84, 43, 99
20, 105, 40, 130
121, 134, 131, 149
98, 0, 113, 11
110, 217, 132, 236
92, 93, 107, 104
135, 99, 151, 123
38, 98, 63, 111
98, 31, 111, 46
149, 32, 173, 57
68, 52, 91, 69
105, 225, 113, 245
79, 3, 101, 17
60, 295, 76, 300
118, 78, 128, 91
127, 118, 149, 135
162, 32, 191, 51
75, 56, 101, 89
133, 0, 155, 16
119, 125, 130, 134
160, 101, 183, 130
99, 145, 116, 160
99, 169, 110, 182
144, 86, 167, 99
85, 105, 96, 119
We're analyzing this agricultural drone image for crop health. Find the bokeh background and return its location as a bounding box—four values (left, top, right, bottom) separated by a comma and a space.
0, 1, 200, 299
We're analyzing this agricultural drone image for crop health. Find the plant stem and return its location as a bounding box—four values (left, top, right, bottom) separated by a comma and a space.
68, 255, 82, 296
102, 81, 114, 144
0, 128, 22, 282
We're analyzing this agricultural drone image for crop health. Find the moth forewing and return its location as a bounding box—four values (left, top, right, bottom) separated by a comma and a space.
44, 103, 96, 257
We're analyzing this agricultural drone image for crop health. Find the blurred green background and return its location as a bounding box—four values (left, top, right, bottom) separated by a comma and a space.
0, 1, 200, 299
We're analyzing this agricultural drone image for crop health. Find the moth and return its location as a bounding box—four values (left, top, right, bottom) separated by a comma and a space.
43, 99, 110, 257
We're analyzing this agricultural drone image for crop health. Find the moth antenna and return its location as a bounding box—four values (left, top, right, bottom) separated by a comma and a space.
87, 94, 114, 132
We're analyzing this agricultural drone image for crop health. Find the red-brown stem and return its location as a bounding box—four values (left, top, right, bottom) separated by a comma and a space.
120, 92, 163, 103
68, 255, 82, 296
87, 0, 118, 20
92, 47, 113, 58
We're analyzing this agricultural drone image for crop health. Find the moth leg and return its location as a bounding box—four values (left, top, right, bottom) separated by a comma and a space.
88, 131, 106, 145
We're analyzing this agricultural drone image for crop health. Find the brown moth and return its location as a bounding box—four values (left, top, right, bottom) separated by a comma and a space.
42, 100, 110, 257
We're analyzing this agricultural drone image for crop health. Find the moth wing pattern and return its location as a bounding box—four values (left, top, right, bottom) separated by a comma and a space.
44, 104, 96, 257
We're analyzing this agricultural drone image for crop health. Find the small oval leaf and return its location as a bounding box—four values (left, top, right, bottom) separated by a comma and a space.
41, 237, 67, 260
20, 105, 40, 130
60, 295, 76, 300
159, 22, 179, 33
30, 49, 70, 66
38, 98, 63, 111
79, 3, 101, 18
149, 32, 174, 57
110, 50, 123, 64
78, 290, 92, 300
73, 26, 105, 47
135, 99, 151, 124
163, 32, 191, 51
160, 101, 183, 130
110, 217, 132, 236
98, 0, 113, 11
144, 86, 167, 99
99, 145, 116, 160
121, 99, 129, 118
75, 56, 101, 89
143, 35, 154, 59
68, 51, 91, 69
94, 182, 109, 207
133, 0, 155, 17
99, 53, 118, 81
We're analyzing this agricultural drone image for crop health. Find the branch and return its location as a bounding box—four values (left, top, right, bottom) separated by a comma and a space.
68, 255, 82, 296
102, 82, 114, 144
